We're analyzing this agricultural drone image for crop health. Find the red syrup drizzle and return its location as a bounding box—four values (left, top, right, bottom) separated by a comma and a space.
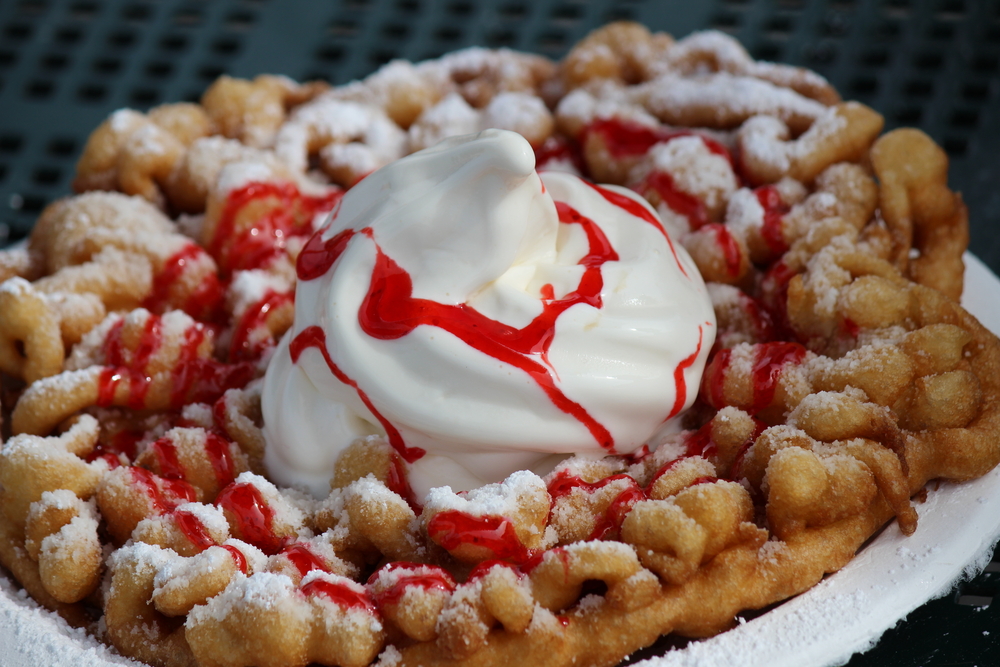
367, 562, 456, 606
534, 135, 586, 174
100, 316, 160, 409
638, 171, 710, 231
293, 198, 627, 459
153, 431, 238, 489
86, 430, 143, 467
716, 291, 777, 354
300, 578, 377, 613
682, 421, 721, 459
668, 324, 705, 420
144, 244, 224, 321
229, 290, 294, 362
581, 180, 690, 280
150, 436, 186, 480
426, 510, 537, 564
174, 510, 217, 552
129, 467, 196, 513
590, 484, 646, 540
726, 418, 768, 481
704, 341, 808, 413
290, 325, 422, 463
547, 471, 647, 541
841, 317, 861, 338
207, 181, 344, 276
223, 545, 249, 574
387, 451, 421, 512
215, 482, 284, 555
581, 118, 736, 231
582, 118, 733, 164
280, 543, 331, 577
758, 260, 800, 341
202, 433, 238, 489
704, 223, 743, 278
172, 509, 248, 573
755, 185, 792, 256
97, 313, 256, 411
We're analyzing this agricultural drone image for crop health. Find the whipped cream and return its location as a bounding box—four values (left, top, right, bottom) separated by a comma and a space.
261, 129, 715, 499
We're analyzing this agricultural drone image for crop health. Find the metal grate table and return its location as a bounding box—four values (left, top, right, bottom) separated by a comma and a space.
0, 1, 998, 664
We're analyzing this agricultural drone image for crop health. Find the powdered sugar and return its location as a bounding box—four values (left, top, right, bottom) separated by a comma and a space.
636, 73, 827, 129
423, 470, 547, 518
408, 93, 481, 151
0, 573, 141, 666
275, 95, 406, 176
643, 136, 738, 213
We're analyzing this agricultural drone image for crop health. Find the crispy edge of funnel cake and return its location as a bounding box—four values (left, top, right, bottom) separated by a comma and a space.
0, 19, 995, 667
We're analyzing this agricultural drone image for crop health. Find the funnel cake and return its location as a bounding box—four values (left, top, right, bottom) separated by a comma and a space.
0, 21, 997, 667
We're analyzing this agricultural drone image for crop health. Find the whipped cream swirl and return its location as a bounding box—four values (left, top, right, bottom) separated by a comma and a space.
262, 129, 715, 498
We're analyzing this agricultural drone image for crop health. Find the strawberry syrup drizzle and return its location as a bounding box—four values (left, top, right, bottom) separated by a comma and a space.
229, 290, 294, 362
153, 430, 237, 489
591, 484, 646, 540
174, 509, 217, 551
100, 317, 160, 409
97, 313, 256, 410
150, 437, 186, 480
726, 419, 768, 481
639, 171, 710, 231
215, 482, 284, 555
534, 135, 586, 174
168, 325, 258, 407
427, 510, 537, 564
295, 228, 354, 281
582, 180, 690, 279
280, 543, 331, 577
705, 223, 743, 278
668, 324, 705, 420
290, 325, 422, 462
583, 118, 739, 232
367, 562, 456, 606
705, 341, 808, 413
173, 508, 248, 573
747, 342, 808, 412
300, 578, 377, 613
129, 467, 196, 513
683, 421, 721, 460
387, 451, 421, 512
203, 433, 238, 489
144, 244, 224, 321
758, 259, 800, 341
208, 181, 343, 276
547, 471, 647, 540
86, 430, 143, 466
548, 412, 748, 538
755, 186, 791, 256
719, 291, 777, 353
583, 118, 733, 164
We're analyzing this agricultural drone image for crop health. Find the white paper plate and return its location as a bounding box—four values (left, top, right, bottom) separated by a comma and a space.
3, 255, 1000, 667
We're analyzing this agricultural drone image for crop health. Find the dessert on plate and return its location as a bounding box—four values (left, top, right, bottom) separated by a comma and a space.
0, 21, 998, 667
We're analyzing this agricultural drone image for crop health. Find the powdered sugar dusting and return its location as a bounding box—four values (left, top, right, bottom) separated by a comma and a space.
423, 470, 547, 517
0, 573, 142, 666
636, 73, 827, 128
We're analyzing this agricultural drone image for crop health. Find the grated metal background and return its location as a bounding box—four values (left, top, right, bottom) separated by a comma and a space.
0, 0, 998, 664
